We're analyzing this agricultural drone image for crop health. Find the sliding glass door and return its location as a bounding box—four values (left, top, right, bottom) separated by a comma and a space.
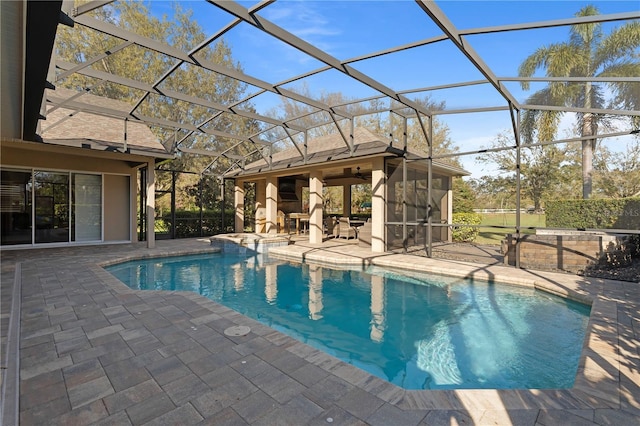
34, 171, 69, 243
0, 169, 33, 245
1, 168, 104, 246
72, 174, 102, 241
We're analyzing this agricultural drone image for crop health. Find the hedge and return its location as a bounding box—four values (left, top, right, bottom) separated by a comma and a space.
452, 212, 482, 242
545, 198, 640, 230
161, 209, 235, 238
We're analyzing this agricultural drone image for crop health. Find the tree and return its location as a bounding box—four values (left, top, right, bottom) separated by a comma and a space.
518, 5, 640, 199
478, 131, 567, 212
267, 88, 459, 164
452, 178, 476, 213
263, 84, 370, 146
402, 100, 461, 167
55, 1, 260, 180
350, 183, 372, 214
594, 140, 640, 198
468, 175, 517, 210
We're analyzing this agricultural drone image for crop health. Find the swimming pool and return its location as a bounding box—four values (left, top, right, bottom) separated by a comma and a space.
105, 252, 591, 390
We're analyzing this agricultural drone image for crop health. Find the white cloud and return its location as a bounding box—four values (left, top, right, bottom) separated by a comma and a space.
456, 135, 496, 152
262, 2, 342, 50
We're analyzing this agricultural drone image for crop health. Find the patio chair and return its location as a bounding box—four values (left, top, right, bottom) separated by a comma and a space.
277, 210, 286, 233
358, 219, 372, 247
325, 216, 338, 238
338, 217, 357, 239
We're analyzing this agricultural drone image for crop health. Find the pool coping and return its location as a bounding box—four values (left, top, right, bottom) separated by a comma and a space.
4, 239, 639, 424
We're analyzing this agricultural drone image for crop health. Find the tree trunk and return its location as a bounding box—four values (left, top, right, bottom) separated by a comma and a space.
582, 137, 593, 199
582, 82, 595, 199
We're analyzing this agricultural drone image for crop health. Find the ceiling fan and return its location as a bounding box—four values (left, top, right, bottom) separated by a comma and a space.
354, 167, 367, 180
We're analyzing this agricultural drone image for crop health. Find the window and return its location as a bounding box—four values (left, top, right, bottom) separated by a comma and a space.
0, 169, 33, 245
0, 168, 103, 245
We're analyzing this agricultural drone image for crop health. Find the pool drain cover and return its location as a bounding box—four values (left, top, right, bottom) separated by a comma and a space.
224, 325, 251, 337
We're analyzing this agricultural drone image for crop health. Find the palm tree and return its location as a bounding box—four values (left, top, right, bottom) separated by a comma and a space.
518, 5, 640, 199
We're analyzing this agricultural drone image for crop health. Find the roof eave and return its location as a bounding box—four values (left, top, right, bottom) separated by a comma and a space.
225, 150, 402, 179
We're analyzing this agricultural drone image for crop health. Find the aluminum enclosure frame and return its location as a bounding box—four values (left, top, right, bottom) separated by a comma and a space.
40, 0, 640, 258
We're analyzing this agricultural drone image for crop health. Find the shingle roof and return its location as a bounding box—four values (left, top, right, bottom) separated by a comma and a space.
40, 87, 169, 157
226, 127, 468, 177
225, 128, 398, 177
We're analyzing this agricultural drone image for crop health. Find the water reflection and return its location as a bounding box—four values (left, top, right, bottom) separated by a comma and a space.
369, 275, 385, 342
308, 264, 323, 320
232, 263, 243, 291
264, 263, 278, 303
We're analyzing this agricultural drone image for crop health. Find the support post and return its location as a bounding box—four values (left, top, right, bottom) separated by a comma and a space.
138, 168, 146, 241
265, 176, 278, 234
199, 176, 204, 237
146, 161, 155, 248
402, 156, 407, 253
255, 180, 266, 232
234, 181, 244, 233
515, 111, 522, 268
427, 115, 433, 257
343, 185, 351, 217
447, 181, 453, 242
371, 157, 386, 252
221, 178, 226, 233
309, 170, 324, 244
171, 170, 176, 239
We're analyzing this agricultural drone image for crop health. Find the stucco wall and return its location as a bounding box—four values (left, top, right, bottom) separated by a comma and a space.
1, 144, 136, 175
104, 174, 131, 241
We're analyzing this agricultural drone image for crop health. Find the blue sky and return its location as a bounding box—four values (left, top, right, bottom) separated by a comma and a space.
148, 0, 639, 175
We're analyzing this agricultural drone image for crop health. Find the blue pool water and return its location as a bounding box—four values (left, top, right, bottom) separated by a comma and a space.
106, 252, 591, 390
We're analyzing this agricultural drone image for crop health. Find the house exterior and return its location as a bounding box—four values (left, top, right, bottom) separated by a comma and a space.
0, 2, 169, 249
225, 128, 468, 252
1, 88, 171, 248
1, 1, 465, 252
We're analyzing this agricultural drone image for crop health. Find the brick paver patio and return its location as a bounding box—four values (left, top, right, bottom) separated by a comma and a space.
1, 238, 638, 425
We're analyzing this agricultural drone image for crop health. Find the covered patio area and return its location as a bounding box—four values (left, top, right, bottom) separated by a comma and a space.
226, 128, 468, 253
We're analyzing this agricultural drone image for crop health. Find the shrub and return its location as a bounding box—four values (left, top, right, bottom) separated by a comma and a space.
452, 212, 482, 242
162, 209, 235, 238
545, 198, 640, 229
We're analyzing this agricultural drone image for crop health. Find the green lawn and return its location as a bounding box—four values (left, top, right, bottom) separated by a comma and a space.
476, 213, 546, 245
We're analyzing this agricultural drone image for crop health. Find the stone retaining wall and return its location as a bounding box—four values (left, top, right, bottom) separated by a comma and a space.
502, 233, 620, 273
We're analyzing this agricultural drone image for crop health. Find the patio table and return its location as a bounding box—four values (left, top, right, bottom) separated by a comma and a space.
288, 213, 310, 234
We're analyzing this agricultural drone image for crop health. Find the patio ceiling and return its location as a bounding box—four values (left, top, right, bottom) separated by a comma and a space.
40, 0, 640, 175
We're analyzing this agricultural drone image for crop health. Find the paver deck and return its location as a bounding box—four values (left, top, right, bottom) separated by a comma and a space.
1, 238, 638, 425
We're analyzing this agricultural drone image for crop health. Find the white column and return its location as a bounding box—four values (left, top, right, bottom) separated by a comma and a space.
234, 182, 245, 233
309, 171, 324, 244
265, 176, 278, 234
146, 161, 155, 249
371, 157, 386, 252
